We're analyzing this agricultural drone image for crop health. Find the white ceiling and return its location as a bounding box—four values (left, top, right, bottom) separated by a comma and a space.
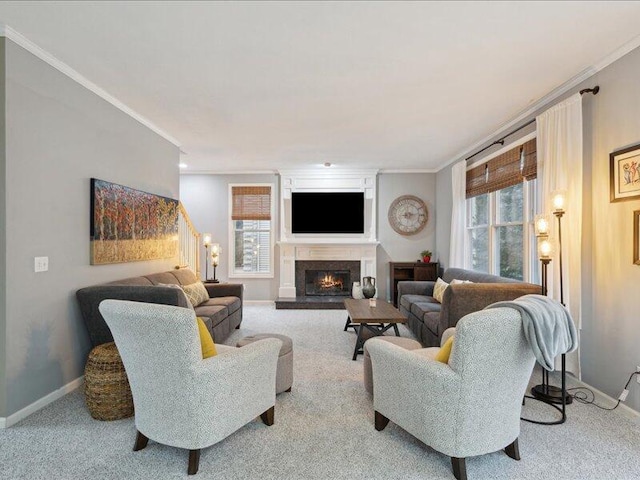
1, 1, 640, 174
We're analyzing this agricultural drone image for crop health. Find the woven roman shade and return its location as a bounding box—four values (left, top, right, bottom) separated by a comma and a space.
466, 138, 537, 198
231, 186, 271, 220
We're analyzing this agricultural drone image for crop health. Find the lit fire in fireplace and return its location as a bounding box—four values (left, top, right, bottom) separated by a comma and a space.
319, 274, 343, 290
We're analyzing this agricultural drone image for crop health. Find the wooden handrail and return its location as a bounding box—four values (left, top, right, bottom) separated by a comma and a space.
179, 202, 200, 241
178, 202, 201, 278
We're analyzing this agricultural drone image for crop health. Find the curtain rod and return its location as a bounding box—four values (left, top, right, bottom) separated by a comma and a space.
465, 85, 600, 162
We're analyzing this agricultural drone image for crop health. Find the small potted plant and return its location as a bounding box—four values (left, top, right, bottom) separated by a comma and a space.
420, 250, 432, 263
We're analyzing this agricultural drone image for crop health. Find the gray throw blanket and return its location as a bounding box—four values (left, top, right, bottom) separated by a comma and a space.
485, 294, 578, 371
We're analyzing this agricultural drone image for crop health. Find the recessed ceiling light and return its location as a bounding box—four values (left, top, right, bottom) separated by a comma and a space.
324, 162, 332, 167
179, 163, 187, 169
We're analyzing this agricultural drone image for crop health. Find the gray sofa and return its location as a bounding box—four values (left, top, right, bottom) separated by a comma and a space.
397, 267, 540, 347
76, 268, 243, 347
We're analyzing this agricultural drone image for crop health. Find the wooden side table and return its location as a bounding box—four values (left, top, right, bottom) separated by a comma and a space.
390, 262, 439, 306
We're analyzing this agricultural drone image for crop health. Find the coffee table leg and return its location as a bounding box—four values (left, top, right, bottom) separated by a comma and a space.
352, 325, 364, 361
393, 324, 400, 336
343, 315, 352, 332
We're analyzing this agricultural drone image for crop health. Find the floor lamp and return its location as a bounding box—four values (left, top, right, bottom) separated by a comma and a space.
202, 233, 212, 281
525, 195, 571, 425
210, 243, 220, 283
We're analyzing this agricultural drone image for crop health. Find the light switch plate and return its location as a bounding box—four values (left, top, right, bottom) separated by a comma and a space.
34, 256, 49, 272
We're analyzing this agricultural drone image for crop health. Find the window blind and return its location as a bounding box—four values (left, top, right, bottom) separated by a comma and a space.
231, 186, 271, 221
466, 138, 537, 198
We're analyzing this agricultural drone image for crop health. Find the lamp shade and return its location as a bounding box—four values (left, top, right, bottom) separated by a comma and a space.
534, 215, 550, 236
538, 237, 553, 260
551, 191, 567, 212
202, 233, 212, 247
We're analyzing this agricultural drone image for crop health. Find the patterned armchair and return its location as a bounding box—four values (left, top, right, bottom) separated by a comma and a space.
98, 300, 282, 475
367, 307, 536, 480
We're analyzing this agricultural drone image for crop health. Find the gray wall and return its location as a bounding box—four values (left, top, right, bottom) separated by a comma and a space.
2, 39, 180, 417
435, 45, 640, 412
179, 174, 280, 301
0, 37, 7, 418
377, 173, 436, 301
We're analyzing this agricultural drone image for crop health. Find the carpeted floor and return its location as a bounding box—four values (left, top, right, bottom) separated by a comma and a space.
2, 303, 640, 479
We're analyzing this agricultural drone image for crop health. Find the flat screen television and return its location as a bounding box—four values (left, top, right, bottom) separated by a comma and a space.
291, 192, 365, 234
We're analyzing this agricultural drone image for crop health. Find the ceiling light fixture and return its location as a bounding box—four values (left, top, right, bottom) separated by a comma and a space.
324, 162, 332, 167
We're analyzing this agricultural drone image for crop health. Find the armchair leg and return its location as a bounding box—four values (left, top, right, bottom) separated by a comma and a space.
451, 457, 467, 480
133, 431, 149, 451
260, 406, 275, 426
374, 411, 389, 431
188, 449, 200, 475
504, 438, 521, 460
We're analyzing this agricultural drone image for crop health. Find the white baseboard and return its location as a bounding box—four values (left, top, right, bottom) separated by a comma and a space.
244, 300, 276, 306
0, 376, 84, 428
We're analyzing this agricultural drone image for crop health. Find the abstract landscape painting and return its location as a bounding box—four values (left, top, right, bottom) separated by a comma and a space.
90, 178, 179, 265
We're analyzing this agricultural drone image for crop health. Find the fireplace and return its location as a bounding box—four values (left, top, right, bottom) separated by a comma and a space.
305, 270, 351, 296
295, 260, 360, 298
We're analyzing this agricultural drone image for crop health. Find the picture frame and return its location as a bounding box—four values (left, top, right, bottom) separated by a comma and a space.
610, 143, 640, 202
90, 178, 179, 265
634, 210, 640, 266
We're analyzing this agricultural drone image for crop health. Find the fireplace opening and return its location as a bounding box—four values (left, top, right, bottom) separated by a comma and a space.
305, 270, 351, 296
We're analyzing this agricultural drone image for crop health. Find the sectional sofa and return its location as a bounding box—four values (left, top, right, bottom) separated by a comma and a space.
397, 267, 540, 346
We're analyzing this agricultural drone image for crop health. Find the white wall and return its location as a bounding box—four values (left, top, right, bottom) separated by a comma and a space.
1, 39, 180, 417
0, 37, 7, 417
179, 174, 280, 301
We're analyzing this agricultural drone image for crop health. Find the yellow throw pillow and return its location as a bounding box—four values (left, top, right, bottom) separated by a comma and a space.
434, 336, 454, 363
197, 317, 217, 358
182, 282, 210, 307
433, 277, 449, 303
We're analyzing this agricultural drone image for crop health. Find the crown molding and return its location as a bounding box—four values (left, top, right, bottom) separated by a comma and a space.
180, 169, 278, 175
0, 24, 180, 147
379, 169, 437, 174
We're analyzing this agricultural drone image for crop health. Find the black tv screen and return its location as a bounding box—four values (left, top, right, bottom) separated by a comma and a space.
292, 192, 365, 234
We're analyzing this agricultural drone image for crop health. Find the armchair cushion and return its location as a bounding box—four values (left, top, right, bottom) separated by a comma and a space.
197, 317, 217, 358
434, 336, 454, 363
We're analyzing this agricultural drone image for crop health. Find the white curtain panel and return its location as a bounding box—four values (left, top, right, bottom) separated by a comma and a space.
536, 93, 582, 377
449, 160, 467, 268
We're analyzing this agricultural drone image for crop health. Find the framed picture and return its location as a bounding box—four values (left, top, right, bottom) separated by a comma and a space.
634, 210, 640, 265
610, 143, 640, 202
90, 178, 179, 265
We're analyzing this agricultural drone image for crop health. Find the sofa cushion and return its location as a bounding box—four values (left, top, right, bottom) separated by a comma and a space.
410, 301, 442, 319
442, 267, 521, 284
145, 272, 181, 285
182, 282, 210, 307
433, 278, 449, 303
172, 268, 199, 285
400, 294, 437, 310
194, 304, 228, 327
202, 296, 241, 314
422, 312, 441, 336
158, 283, 194, 311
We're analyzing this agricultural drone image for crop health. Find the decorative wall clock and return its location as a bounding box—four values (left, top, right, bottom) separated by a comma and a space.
388, 195, 428, 236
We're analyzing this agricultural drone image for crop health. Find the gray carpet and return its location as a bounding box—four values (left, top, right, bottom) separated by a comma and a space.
2, 304, 640, 479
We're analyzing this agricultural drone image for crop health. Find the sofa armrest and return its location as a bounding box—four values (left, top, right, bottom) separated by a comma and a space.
397, 281, 436, 299
76, 285, 190, 347
439, 283, 541, 332
204, 283, 243, 301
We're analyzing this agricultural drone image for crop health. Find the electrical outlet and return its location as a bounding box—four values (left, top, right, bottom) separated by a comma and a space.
34, 256, 48, 273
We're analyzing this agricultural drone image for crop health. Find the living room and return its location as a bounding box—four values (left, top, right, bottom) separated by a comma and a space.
2, 2, 640, 479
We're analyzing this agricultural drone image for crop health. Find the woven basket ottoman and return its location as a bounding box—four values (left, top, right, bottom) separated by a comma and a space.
84, 342, 134, 421
237, 333, 293, 394
363, 336, 422, 395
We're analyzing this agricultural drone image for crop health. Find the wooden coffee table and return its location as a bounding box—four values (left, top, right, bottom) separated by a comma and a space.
343, 298, 407, 360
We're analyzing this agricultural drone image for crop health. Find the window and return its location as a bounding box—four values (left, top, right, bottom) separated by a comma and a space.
465, 138, 538, 282
229, 185, 274, 278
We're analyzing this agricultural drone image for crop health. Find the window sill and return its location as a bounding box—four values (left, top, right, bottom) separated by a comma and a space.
229, 273, 274, 279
